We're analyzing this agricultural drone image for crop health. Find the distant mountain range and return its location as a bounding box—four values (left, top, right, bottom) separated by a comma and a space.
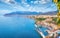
4, 11, 58, 16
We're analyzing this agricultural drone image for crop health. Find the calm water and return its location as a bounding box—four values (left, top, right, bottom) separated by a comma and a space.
0, 16, 40, 38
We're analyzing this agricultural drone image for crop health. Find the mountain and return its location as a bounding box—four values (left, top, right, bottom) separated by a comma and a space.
40, 11, 58, 15
4, 11, 58, 16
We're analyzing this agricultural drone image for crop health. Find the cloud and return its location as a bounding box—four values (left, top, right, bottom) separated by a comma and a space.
0, 0, 17, 5
0, 0, 26, 10
0, 0, 57, 13
38, 0, 51, 4
39, 0, 46, 4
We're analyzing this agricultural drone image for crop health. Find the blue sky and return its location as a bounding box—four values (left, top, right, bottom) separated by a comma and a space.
0, 0, 57, 14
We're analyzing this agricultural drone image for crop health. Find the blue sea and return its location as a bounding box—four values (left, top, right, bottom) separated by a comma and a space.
0, 16, 41, 38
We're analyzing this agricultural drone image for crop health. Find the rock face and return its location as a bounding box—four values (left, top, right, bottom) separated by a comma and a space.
4, 11, 57, 16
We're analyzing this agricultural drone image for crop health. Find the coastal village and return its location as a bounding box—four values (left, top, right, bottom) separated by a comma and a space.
35, 15, 60, 38
24, 15, 60, 38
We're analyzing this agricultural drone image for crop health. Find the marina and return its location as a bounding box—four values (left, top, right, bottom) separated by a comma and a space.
35, 16, 60, 38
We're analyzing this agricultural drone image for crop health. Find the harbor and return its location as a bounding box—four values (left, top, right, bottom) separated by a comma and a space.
34, 15, 60, 38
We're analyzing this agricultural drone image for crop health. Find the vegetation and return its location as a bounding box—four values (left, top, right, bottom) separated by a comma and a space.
52, 17, 60, 25
36, 18, 46, 21
52, 17, 57, 23
36, 17, 60, 25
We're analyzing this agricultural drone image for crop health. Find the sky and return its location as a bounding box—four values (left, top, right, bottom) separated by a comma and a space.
0, 0, 57, 14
